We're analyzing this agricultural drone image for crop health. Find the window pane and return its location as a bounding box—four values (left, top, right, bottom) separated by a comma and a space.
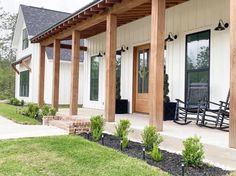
90, 56, 99, 101
116, 55, 121, 99
20, 70, 29, 97
138, 49, 149, 93
22, 28, 29, 50
186, 31, 210, 105
186, 31, 210, 70
187, 71, 209, 105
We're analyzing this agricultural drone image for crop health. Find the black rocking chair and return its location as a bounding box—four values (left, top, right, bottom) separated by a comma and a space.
196, 91, 230, 131
174, 83, 208, 125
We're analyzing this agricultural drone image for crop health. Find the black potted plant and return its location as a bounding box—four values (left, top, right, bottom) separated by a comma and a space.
115, 55, 128, 114
163, 66, 176, 121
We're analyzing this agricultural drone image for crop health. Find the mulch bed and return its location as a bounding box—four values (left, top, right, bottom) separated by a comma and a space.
79, 133, 230, 176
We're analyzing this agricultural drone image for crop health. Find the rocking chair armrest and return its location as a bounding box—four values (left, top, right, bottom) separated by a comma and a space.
208, 101, 222, 107
176, 99, 185, 104
219, 101, 229, 106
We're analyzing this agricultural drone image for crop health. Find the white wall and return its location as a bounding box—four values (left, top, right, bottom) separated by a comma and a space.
44, 60, 84, 105
84, 0, 230, 113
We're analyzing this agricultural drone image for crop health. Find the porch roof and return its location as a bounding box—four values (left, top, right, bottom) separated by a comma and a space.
31, 0, 189, 44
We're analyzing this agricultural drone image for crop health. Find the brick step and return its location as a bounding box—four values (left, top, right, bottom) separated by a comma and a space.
43, 116, 90, 134
49, 120, 73, 132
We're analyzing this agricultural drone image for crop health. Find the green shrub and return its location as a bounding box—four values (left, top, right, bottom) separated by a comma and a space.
20, 100, 25, 106
90, 115, 104, 141
115, 119, 131, 138
150, 143, 162, 162
182, 135, 205, 167
142, 126, 163, 151
38, 105, 57, 119
23, 104, 40, 119
41, 105, 56, 116
122, 136, 129, 149
9, 98, 14, 105
9, 97, 23, 106
115, 119, 131, 148
48, 107, 56, 116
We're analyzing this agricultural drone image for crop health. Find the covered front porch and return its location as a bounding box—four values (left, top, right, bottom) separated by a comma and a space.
31, 0, 236, 150
57, 107, 235, 170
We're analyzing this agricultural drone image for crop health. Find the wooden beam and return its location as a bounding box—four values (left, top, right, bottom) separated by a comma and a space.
22, 60, 31, 72
105, 14, 117, 122
70, 31, 80, 115
149, 0, 165, 131
230, 0, 236, 148
52, 39, 61, 111
47, 43, 87, 51
38, 0, 150, 46
38, 45, 45, 107
11, 64, 19, 74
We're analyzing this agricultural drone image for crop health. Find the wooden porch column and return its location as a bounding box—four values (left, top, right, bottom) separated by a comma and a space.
230, 0, 236, 148
38, 45, 45, 107
52, 39, 60, 111
69, 31, 80, 115
149, 0, 165, 131
105, 14, 117, 122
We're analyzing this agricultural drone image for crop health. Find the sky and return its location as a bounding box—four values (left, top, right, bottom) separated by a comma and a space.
0, 0, 93, 14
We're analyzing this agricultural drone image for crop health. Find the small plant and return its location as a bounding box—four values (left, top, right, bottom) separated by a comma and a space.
20, 100, 25, 106
141, 126, 163, 151
41, 105, 56, 116
23, 103, 40, 119
9, 97, 23, 106
121, 136, 129, 149
90, 115, 104, 142
38, 105, 56, 119
150, 143, 162, 162
48, 106, 56, 116
115, 119, 131, 148
182, 135, 205, 167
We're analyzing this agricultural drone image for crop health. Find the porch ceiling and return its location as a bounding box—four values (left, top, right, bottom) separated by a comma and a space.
31, 0, 189, 44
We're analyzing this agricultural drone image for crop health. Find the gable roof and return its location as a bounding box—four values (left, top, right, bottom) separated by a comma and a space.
17, 5, 84, 62
20, 4, 70, 36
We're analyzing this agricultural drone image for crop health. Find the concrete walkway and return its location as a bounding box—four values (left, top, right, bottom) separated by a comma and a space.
0, 116, 68, 140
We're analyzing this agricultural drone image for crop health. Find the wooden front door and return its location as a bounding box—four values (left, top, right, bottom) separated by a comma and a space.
133, 44, 150, 114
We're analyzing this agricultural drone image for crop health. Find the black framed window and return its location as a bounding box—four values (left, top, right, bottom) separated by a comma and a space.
185, 30, 210, 106
22, 28, 29, 50
90, 56, 99, 101
20, 70, 29, 97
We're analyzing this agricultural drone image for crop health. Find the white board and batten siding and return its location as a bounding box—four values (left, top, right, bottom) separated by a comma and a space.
84, 0, 230, 113
44, 60, 84, 105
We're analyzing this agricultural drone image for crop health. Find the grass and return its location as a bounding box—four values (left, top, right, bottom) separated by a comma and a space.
0, 136, 169, 176
0, 103, 40, 125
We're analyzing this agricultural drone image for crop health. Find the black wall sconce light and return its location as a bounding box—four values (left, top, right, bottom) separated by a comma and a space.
116, 45, 129, 55
165, 32, 178, 42
97, 51, 105, 57
215, 19, 229, 31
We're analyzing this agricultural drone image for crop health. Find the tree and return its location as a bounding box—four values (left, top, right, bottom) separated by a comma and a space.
0, 7, 17, 99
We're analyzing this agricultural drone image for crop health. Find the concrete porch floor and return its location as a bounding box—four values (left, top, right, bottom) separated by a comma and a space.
58, 108, 236, 170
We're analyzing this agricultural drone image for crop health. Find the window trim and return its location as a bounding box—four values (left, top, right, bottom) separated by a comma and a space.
184, 29, 211, 104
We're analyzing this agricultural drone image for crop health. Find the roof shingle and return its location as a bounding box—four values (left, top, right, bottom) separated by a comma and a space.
20, 4, 70, 36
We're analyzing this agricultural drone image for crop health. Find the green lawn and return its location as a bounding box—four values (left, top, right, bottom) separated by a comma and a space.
0, 136, 169, 176
0, 103, 40, 125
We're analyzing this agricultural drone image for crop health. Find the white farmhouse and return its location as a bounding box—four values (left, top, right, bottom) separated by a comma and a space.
12, 5, 84, 105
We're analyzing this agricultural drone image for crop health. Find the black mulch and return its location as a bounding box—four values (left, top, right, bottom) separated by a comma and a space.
79, 133, 230, 176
